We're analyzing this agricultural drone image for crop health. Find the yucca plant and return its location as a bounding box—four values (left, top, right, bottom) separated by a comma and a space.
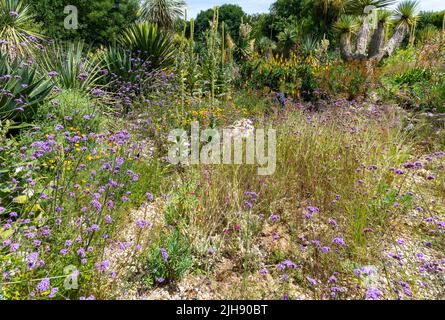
368, 10, 392, 57
139, 0, 186, 30
335, 0, 420, 62
0, 52, 53, 122
277, 26, 299, 58
256, 36, 277, 58
0, 0, 42, 57
119, 22, 175, 71
333, 15, 359, 59
38, 41, 103, 92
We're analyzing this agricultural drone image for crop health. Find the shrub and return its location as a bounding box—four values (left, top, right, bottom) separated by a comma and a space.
0, 105, 145, 299
119, 22, 176, 72
242, 54, 317, 100
145, 229, 193, 286
317, 60, 370, 100
38, 41, 103, 93
0, 0, 43, 56
0, 52, 53, 123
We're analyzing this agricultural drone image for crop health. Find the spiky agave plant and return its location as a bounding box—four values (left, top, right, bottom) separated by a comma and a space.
119, 22, 175, 71
98, 46, 134, 81
0, 52, 53, 122
0, 0, 42, 57
38, 41, 103, 92
301, 35, 320, 58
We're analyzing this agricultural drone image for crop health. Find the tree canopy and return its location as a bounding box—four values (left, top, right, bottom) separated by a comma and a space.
25, 0, 139, 45
195, 4, 247, 41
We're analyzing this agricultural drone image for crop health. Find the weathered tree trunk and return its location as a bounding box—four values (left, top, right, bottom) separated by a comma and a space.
339, 32, 354, 61
371, 24, 409, 62
369, 21, 386, 58
356, 15, 371, 58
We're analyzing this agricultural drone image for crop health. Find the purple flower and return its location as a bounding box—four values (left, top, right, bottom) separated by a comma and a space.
160, 248, 169, 263
306, 277, 317, 286
146, 192, 154, 202
48, 71, 59, 77
365, 287, 383, 300
49, 287, 59, 298
95, 259, 110, 273
135, 219, 151, 229
9, 11, 19, 17
104, 215, 113, 224
306, 206, 319, 213
36, 278, 50, 292
332, 237, 346, 246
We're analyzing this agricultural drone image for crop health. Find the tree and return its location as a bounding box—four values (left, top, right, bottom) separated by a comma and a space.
277, 26, 298, 57
195, 4, 246, 41
139, 0, 186, 30
335, 0, 420, 62
270, 0, 306, 18
25, 0, 139, 46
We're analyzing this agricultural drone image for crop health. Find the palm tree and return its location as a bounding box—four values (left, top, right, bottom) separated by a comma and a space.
256, 36, 277, 58
278, 26, 298, 58
0, 0, 42, 56
313, 0, 348, 30
139, 0, 186, 30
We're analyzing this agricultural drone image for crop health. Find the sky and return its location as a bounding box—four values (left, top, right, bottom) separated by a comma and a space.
186, 0, 445, 19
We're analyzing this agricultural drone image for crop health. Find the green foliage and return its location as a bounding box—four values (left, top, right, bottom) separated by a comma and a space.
390, 67, 432, 85
416, 24, 439, 44
0, 52, 53, 122
140, 0, 186, 30
98, 45, 134, 81
0, 0, 42, 56
317, 61, 369, 99
394, 0, 420, 27
145, 228, 193, 285
333, 15, 359, 34
345, 0, 396, 15
242, 55, 317, 100
418, 10, 445, 30
38, 41, 103, 92
119, 22, 176, 71
25, 0, 139, 46
195, 4, 247, 42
